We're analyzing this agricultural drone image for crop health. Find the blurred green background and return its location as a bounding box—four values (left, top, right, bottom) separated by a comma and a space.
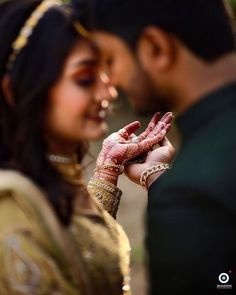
230, 0, 236, 11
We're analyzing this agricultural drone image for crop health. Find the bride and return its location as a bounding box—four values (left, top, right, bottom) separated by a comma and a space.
0, 1, 174, 294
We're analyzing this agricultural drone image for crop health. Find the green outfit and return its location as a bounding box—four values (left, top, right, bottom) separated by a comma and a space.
147, 83, 236, 294
0, 170, 131, 295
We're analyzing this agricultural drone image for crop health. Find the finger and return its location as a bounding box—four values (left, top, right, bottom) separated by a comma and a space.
125, 128, 169, 161
158, 135, 175, 160
146, 112, 161, 127
159, 135, 172, 148
146, 115, 173, 139
160, 111, 173, 122
164, 123, 172, 134
124, 115, 172, 160
155, 112, 173, 131
122, 121, 141, 135
138, 112, 161, 141
134, 130, 167, 155
138, 112, 173, 142
162, 112, 174, 124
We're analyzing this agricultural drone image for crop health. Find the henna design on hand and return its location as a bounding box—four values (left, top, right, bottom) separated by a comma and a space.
96, 112, 174, 176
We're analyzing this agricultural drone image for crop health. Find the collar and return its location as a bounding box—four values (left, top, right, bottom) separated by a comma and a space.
175, 82, 236, 140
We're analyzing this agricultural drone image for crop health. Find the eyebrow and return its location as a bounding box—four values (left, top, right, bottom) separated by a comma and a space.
69, 58, 99, 68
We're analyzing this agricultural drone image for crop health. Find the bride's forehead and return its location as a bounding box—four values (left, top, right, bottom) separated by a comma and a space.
64, 41, 99, 65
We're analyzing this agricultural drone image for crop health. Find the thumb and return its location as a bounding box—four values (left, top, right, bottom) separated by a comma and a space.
122, 121, 141, 135
159, 136, 173, 148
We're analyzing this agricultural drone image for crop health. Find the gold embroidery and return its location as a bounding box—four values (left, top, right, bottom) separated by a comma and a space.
3, 235, 41, 294
0, 171, 131, 294
87, 178, 122, 218
48, 153, 85, 186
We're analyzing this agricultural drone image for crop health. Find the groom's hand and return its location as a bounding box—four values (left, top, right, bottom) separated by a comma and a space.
125, 136, 175, 188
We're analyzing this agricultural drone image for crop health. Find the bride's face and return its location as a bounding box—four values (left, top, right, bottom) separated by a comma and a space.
45, 40, 114, 149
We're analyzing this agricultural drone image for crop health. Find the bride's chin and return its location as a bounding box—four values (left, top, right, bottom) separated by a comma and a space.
87, 123, 109, 140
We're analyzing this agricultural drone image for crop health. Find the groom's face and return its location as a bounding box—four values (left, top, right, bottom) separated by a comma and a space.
94, 31, 159, 115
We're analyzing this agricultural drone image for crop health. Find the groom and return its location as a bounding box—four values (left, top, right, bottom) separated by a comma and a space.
90, 0, 236, 294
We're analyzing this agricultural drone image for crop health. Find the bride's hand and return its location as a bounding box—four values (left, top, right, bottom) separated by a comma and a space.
95, 112, 174, 174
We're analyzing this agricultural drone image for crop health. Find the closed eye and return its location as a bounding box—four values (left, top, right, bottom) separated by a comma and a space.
75, 78, 96, 87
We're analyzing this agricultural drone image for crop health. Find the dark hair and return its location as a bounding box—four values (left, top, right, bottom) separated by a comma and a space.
0, 0, 91, 225
91, 0, 235, 61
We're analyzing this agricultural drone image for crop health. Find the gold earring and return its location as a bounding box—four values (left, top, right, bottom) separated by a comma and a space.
100, 72, 110, 84
101, 100, 109, 109
108, 86, 118, 100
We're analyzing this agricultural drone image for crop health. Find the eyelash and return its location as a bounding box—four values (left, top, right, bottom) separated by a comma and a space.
75, 77, 96, 87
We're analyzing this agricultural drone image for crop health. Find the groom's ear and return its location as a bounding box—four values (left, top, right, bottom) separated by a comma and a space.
1, 75, 15, 107
137, 26, 177, 74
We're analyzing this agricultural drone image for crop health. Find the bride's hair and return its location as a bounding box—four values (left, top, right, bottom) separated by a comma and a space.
0, 0, 91, 225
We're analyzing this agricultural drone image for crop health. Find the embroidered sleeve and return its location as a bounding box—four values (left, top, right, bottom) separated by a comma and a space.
87, 178, 122, 219
0, 191, 79, 295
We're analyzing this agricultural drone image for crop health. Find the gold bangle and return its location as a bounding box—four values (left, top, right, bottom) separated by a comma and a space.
88, 178, 121, 195
88, 178, 122, 217
140, 163, 171, 190
94, 164, 124, 175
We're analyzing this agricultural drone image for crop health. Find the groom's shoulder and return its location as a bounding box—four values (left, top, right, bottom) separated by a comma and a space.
180, 105, 236, 158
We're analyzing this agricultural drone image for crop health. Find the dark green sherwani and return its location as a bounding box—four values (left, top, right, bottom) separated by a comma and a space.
147, 82, 236, 295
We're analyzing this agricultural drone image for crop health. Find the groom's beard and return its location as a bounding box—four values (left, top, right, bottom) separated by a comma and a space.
124, 80, 171, 116
142, 79, 174, 115
128, 85, 173, 116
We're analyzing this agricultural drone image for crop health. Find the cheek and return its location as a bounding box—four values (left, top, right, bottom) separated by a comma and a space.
53, 81, 91, 115
57, 85, 89, 114
46, 82, 91, 135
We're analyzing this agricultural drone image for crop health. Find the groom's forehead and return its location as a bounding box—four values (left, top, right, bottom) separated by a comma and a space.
94, 31, 134, 62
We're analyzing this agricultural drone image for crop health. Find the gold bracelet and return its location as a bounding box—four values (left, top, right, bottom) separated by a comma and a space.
94, 163, 124, 175
140, 163, 171, 190
89, 178, 121, 194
